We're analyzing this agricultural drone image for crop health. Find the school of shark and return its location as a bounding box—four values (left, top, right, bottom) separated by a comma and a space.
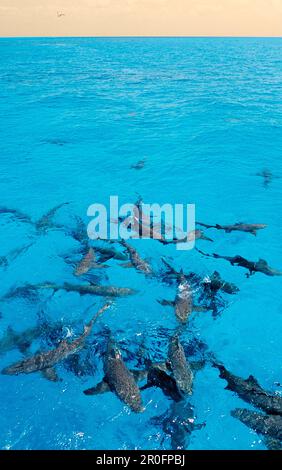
0, 193, 281, 451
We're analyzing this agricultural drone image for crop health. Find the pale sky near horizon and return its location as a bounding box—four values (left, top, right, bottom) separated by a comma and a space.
0, 0, 281, 37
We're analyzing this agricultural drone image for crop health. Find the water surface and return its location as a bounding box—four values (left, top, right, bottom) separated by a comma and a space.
0, 37, 281, 450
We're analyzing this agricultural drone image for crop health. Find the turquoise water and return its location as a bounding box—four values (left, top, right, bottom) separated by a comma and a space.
0, 37, 281, 450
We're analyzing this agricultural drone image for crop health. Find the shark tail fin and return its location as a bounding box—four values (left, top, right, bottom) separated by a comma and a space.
84, 302, 112, 333
196, 222, 214, 229
201, 234, 214, 242
161, 257, 177, 274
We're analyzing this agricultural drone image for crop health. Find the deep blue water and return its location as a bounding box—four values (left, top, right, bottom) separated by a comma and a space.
0, 37, 281, 450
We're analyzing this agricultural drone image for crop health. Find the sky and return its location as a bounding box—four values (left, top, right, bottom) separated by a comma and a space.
0, 0, 281, 37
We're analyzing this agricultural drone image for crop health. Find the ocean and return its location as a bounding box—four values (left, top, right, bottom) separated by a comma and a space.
0, 37, 281, 450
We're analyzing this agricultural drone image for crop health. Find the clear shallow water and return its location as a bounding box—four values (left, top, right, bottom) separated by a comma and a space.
0, 37, 281, 450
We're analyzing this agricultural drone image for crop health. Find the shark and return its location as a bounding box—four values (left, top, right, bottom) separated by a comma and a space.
0, 203, 69, 235
231, 408, 282, 442
197, 222, 267, 236
214, 363, 282, 416
2, 303, 111, 381
158, 271, 208, 323
74, 248, 108, 276
84, 338, 145, 413
4, 282, 137, 300
196, 248, 282, 277
167, 335, 194, 396
119, 239, 153, 275
151, 401, 205, 450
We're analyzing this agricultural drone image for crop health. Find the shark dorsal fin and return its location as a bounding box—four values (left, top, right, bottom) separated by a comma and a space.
258, 259, 268, 267
246, 375, 261, 388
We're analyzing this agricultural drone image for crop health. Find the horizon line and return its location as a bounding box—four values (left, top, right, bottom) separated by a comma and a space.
0, 35, 281, 39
